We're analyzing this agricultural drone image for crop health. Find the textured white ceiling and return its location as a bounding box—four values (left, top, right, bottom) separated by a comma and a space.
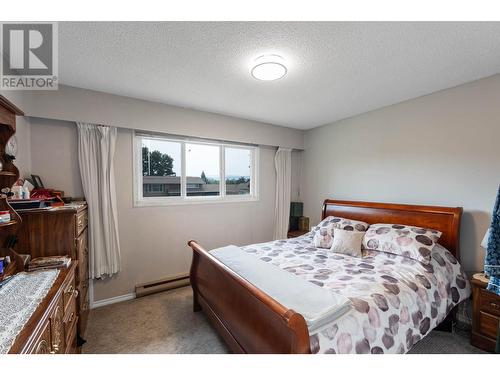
59, 22, 500, 129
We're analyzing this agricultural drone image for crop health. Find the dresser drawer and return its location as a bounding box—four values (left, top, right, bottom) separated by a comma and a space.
76, 210, 88, 236
27, 319, 51, 354
78, 280, 89, 310
78, 254, 88, 285
63, 273, 77, 313
76, 233, 88, 283
65, 324, 78, 354
478, 311, 500, 339
77, 279, 89, 338
63, 296, 78, 343
49, 297, 66, 354
479, 288, 500, 317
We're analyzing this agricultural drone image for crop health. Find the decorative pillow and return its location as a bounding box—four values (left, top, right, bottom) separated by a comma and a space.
330, 228, 364, 257
312, 225, 334, 248
312, 216, 369, 248
362, 223, 442, 264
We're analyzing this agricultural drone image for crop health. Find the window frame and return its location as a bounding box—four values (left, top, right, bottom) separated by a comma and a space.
133, 132, 259, 207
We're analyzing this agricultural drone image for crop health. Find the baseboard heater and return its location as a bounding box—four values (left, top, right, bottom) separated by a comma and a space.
135, 273, 190, 298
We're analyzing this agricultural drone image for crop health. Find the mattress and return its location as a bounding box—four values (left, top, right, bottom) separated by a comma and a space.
241, 233, 471, 354
211, 245, 352, 332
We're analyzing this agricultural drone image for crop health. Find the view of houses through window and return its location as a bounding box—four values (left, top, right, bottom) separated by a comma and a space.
138, 135, 256, 202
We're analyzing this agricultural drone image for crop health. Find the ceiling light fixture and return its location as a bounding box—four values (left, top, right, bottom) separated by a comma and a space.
251, 54, 287, 81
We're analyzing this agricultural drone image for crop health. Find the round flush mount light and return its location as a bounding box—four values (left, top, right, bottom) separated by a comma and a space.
251, 54, 287, 81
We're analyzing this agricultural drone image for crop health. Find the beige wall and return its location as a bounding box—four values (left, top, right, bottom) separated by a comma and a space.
13, 85, 304, 150
28, 117, 84, 197
302, 74, 500, 273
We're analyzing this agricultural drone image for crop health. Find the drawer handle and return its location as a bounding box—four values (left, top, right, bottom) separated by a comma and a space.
67, 285, 74, 295
50, 344, 59, 354
491, 302, 499, 310
68, 312, 75, 324
74, 289, 79, 298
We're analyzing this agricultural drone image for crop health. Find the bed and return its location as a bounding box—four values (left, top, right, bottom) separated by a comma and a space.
187, 199, 470, 354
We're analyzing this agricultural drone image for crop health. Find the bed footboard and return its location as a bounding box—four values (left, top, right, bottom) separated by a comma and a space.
188, 240, 312, 354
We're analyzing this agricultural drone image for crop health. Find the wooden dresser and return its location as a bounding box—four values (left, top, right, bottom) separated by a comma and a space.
0, 96, 81, 354
16, 204, 90, 338
8, 263, 79, 354
471, 275, 500, 352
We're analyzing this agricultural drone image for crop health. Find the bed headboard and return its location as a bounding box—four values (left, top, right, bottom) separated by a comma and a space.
322, 199, 463, 260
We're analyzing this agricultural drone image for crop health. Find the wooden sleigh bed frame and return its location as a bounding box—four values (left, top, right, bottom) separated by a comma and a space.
187, 199, 462, 354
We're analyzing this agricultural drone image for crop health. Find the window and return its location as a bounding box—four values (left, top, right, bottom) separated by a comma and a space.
134, 133, 259, 206
186, 143, 220, 197
141, 138, 181, 197
225, 147, 252, 196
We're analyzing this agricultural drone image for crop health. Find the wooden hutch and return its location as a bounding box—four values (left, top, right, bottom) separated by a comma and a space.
0, 95, 82, 354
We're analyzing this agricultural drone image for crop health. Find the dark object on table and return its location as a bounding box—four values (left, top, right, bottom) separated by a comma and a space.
30, 175, 44, 189
298, 216, 310, 231
289, 202, 303, 231
471, 273, 500, 352
9, 199, 45, 210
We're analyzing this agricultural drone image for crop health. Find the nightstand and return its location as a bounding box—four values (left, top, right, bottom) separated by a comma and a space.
287, 230, 309, 238
471, 273, 500, 352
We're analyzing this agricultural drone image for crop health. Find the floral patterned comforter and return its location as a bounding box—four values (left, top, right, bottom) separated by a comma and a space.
241, 233, 471, 354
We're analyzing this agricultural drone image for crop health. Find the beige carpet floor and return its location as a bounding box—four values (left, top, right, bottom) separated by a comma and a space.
83, 286, 486, 354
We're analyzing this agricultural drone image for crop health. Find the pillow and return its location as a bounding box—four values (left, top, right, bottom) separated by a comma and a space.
312, 216, 370, 233
312, 216, 369, 248
312, 225, 334, 248
362, 223, 442, 264
330, 228, 364, 257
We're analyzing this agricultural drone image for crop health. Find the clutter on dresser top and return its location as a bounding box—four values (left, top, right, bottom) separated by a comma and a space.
3, 176, 84, 212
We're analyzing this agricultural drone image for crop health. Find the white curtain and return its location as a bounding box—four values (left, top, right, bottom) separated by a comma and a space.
77, 122, 121, 278
273, 147, 292, 240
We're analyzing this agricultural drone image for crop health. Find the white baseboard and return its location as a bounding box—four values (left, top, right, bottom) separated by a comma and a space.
91, 292, 136, 309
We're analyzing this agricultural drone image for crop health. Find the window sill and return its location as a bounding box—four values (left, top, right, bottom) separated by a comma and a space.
134, 196, 259, 207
